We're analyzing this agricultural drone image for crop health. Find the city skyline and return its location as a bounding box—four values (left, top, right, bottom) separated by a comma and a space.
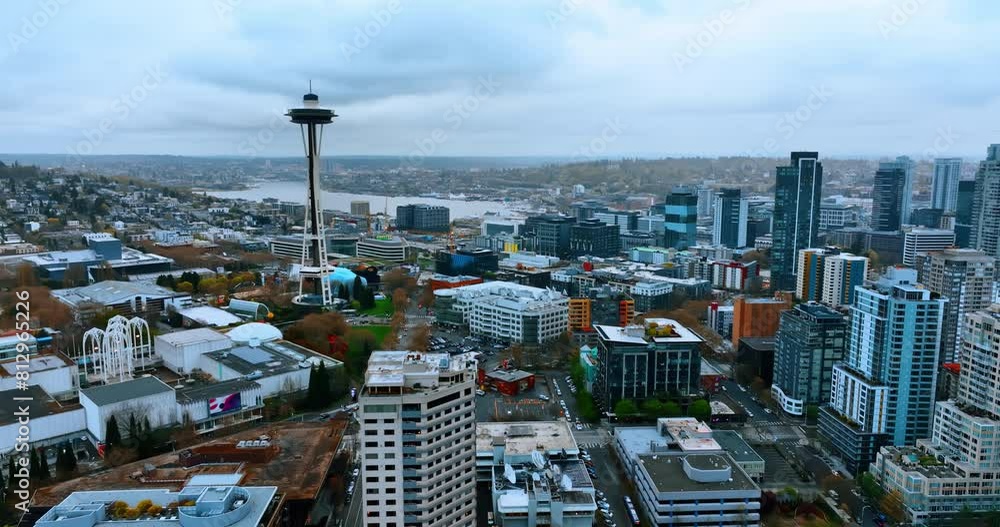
1, 1, 998, 158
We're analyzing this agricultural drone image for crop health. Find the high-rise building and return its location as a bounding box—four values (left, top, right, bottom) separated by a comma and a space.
350, 200, 371, 217
731, 295, 792, 348
971, 144, 1000, 258
818, 267, 944, 475
712, 188, 749, 248
771, 303, 847, 416
395, 204, 450, 232
916, 248, 995, 363
522, 214, 574, 259
771, 152, 823, 291
872, 161, 908, 231
932, 158, 963, 212
795, 248, 833, 302
697, 187, 717, 218
902, 227, 955, 267
955, 179, 977, 247
872, 306, 1000, 525
570, 218, 621, 257
820, 253, 869, 308
593, 210, 640, 234
594, 320, 702, 410
895, 155, 915, 222
663, 187, 698, 250
359, 351, 478, 527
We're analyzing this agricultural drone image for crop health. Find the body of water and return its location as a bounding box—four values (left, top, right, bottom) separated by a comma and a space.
205, 181, 518, 218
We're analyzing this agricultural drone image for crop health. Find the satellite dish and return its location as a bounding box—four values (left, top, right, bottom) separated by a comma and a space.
532, 451, 546, 469
504, 463, 517, 484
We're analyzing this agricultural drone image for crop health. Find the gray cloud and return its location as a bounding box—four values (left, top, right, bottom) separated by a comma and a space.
0, 0, 998, 159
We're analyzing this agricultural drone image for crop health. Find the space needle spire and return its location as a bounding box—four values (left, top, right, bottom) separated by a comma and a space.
287, 85, 337, 308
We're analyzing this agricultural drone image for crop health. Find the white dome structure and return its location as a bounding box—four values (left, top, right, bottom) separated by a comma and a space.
227, 322, 282, 347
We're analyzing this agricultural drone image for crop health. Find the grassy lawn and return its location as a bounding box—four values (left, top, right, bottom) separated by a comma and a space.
360, 298, 394, 317
365, 325, 392, 347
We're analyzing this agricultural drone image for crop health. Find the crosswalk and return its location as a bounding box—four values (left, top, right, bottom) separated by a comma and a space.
576, 441, 609, 449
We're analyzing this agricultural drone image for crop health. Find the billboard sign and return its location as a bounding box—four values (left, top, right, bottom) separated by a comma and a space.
208, 392, 242, 415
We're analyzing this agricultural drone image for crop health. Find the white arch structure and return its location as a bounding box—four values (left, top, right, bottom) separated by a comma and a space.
80, 315, 152, 384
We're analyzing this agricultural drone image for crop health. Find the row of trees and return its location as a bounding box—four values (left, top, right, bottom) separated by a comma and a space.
7, 442, 79, 489
613, 398, 711, 421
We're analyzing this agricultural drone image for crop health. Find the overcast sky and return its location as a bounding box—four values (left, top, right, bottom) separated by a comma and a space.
1, 0, 998, 160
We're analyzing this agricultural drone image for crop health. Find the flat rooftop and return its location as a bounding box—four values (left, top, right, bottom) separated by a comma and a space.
712, 430, 764, 464
80, 376, 175, 407
0, 385, 82, 426
476, 421, 578, 456
738, 337, 776, 351
203, 340, 341, 377
486, 369, 534, 383
638, 453, 758, 493
53, 281, 181, 307
595, 318, 702, 345
33, 422, 346, 506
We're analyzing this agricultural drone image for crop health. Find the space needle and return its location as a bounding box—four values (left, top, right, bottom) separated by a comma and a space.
287, 85, 336, 308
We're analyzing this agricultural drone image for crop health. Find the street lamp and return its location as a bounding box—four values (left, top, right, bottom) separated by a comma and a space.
858, 504, 875, 525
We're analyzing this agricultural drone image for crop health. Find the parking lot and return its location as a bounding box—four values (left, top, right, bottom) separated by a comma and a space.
588, 442, 633, 527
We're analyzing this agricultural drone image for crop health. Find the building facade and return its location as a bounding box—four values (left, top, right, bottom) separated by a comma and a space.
359, 351, 478, 527
731, 296, 792, 348
872, 307, 1000, 525
771, 303, 847, 416
433, 282, 569, 344
712, 188, 749, 248
771, 152, 823, 291
971, 144, 1000, 258
872, 162, 908, 231
819, 267, 944, 475
902, 228, 956, 267
955, 180, 977, 248
821, 253, 869, 308
663, 188, 698, 250
932, 158, 962, 212
570, 218, 621, 257
594, 320, 702, 410
916, 249, 995, 363
396, 204, 450, 232
523, 214, 574, 259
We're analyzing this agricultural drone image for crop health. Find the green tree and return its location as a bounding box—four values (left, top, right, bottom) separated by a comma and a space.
37, 447, 51, 482
859, 472, 885, 501
106, 415, 123, 449
614, 399, 638, 416
352, 276, 364, 300
56, 443, 78, 478
641, 399, 663, 416
688, 399, 711, 421
662, 400, 682, 417
29, 447, 41, 484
